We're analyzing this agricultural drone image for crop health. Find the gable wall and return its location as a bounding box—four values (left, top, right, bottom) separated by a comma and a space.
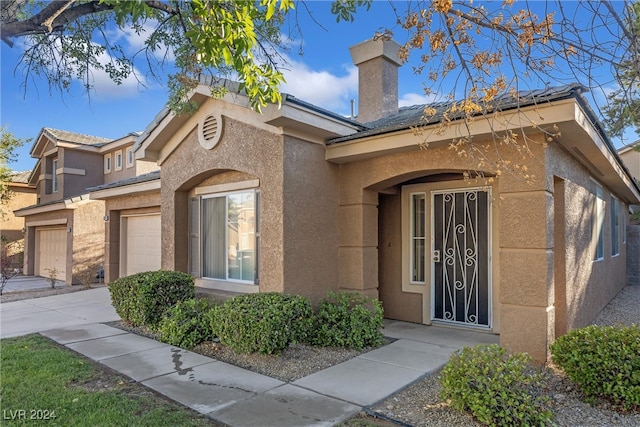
160, 114, 286, 292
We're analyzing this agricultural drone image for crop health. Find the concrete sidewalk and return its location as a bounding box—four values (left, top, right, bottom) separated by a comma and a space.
39, 321, 497, 427
2, 289, 498, 426
0, 287, 119, 338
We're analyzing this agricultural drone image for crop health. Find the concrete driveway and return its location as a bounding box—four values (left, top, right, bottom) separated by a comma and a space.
0, 287, 119, 339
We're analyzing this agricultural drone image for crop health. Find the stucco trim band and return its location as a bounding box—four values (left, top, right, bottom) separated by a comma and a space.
194, 179, 260, 195
25, 219, 68, 227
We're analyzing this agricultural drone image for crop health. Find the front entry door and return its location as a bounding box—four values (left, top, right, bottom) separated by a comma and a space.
432, 188, 491, 328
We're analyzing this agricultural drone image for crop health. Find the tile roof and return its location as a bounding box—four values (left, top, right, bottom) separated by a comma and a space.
43, 128, 112, 147
86, 170, 161, 193
328, 83, 585, 144
10, 170, 31, 183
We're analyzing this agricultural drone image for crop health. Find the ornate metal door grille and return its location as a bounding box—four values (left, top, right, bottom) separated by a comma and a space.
432, 189, 490, 327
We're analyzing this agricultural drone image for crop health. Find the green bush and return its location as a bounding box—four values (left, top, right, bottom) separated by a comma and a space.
310, 291, 383, 349
158, 298, 214, 349
210, 292, 313, 354
440, 344, 553, 426
109, 270, 195, 328
551, 324, 640, 410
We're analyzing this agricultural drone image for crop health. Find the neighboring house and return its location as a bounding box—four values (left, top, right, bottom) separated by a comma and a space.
87, 170, 161, 282
1, 171, 38, 269
618, 141, 640, 182
14, 128, 158, 284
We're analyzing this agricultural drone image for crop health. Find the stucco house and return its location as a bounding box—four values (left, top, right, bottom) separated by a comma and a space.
96, 38, 638, 361
1, 171, 37, 270
14, 128, 158, 284
618, 141, 640, 182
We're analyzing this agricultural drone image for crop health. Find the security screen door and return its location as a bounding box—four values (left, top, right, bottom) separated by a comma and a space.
432, 188, 490, 328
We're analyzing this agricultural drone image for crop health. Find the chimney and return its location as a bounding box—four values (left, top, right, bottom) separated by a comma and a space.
349, 38, 402, 123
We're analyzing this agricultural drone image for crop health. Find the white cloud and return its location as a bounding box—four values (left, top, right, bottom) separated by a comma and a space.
399, 92, 434, 107
281, 57, 358, 114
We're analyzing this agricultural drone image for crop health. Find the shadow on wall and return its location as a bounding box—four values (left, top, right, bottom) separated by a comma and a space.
627, 224, 640, 286
563, 185, 625, 332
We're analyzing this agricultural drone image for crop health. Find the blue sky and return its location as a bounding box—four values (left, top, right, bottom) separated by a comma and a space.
0, 1, 633, 173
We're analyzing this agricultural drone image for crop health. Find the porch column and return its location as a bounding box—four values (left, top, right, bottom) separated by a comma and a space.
338, 189, 379, 299
499, 189, 555, 363
161, 187, 189, 273
23, 226, 35, 276
104, 211, 120, 283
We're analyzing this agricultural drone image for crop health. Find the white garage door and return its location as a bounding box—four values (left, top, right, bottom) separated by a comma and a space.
37, 228, 67, 279
123, 215, 161, 276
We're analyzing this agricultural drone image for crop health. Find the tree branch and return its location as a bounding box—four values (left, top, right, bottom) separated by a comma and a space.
1, 0, 177, 46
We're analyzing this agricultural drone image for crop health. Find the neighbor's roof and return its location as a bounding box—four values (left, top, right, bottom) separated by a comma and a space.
10, 170, 31, 183
41, 128, 112, 146
86, 170, 161, 193
328, 84, 586, 144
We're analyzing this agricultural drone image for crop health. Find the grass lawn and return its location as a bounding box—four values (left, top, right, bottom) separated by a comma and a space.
0, 334, 221, 426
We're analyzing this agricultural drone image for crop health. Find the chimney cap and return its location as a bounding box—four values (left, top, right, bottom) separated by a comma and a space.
349, 38, 402, 67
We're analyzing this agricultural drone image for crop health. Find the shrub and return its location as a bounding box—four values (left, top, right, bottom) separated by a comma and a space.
158, 298, 214, 348
210, 292, 313, 354
551, 324, 640, 410
109, 270, 195, 328
440, 344, 553, 426
310, 291, 384, 349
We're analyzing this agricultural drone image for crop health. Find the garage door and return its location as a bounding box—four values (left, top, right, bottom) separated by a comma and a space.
123, 215, 161, 276
37, 228, 67, 279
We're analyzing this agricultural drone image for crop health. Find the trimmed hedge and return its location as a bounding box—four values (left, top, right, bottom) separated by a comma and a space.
109, 270, 195, 328
158, 298, 214, 349
310, 291, 383, 349
440, 344, 553, 426
551, 324, 640, 410
210, 292, 313, 354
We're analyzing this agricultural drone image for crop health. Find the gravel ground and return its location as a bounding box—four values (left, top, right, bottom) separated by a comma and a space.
365, 285, 640, 427
0, 284, 105, 303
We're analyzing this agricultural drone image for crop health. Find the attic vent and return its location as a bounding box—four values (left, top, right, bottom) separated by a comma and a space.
199, 113, 223, 150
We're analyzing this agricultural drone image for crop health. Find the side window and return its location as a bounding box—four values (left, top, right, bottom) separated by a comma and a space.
410, 192, 426, 283
611, 196, 619, 256
52, 158, 58, 193
126, 147, 134, 168
115, 150, 123, 171
590, 179, 604, 261
104, 154, 112, 174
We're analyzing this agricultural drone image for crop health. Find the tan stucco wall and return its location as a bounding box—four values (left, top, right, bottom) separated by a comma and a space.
103, 192, 161, 283
159, 102, 286, 294
619, 147, 640, 181
281, 136, 340, 303
546, 142, 628, 331
378, 192, 423, 323
1, 184, 37, 269
71, 200, 106, 284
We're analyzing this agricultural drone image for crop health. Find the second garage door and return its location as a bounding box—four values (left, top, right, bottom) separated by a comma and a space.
122, 214, 161, 276
37, 228, 67, 279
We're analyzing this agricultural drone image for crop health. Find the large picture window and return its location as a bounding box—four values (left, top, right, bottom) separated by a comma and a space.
201, 191, 256, 283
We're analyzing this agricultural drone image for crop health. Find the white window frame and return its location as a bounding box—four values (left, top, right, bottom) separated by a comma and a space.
410, 192, 427, 284
126, 147, 134, 168
52, 158, 58, 193
611, 195, 620, 257
590, 179, 605, 261
200, 189, 258, 285
115, 150, 123, 171
104, 154, 112, 174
